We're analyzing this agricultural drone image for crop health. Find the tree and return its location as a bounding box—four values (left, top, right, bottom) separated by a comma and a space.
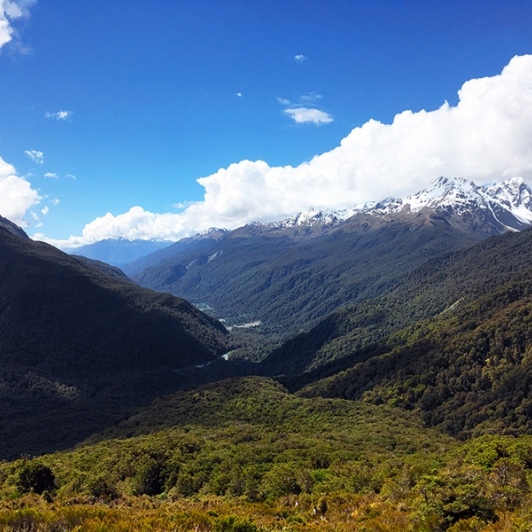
16, 462, 56, 494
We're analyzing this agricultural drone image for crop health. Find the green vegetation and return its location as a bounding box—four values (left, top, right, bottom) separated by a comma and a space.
3, 215, 532, 529
3, 378, 532, 529
131, 213, 482, 338
0, 226, 229, 459
262, 228, 532, 379
299, 276, 532, 439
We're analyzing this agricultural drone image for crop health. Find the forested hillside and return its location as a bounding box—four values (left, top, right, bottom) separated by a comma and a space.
261, 228, 532, 379
0, 227, 229, 458
299, 273, 532, 438
123, 176, 532, 345
3, 377, 532, 530
129, 211, 482, 339
2, 212, 532, 530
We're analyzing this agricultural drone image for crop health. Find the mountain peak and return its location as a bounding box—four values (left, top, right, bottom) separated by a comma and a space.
357, 176, 532, 232
486, 177, 532, 214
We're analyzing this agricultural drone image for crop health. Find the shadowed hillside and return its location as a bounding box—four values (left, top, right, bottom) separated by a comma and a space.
0, 227, 229, 458
298, 275, 532, 439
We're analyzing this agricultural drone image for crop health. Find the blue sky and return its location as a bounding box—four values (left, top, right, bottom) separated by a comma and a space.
1, 1, 532, 246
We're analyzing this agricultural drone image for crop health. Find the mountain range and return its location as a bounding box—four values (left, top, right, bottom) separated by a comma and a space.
2, 177, 532, 528
359, 176, 532, 230
66, 238, 173, 268
113, 177, 532, 343
3, 176, 532, 452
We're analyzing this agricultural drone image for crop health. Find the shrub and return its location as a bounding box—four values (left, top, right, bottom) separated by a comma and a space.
214, 516, 258, 532
133, 458, 164, 496
16, 462, 56, 495
85, 476, 118, 500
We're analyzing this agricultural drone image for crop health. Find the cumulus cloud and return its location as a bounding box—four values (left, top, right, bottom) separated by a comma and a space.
24, 149, 44, 164
294, 54, 307, 63
45, 54, 532, 248
0, 0, 36, 50
44, 172, 58, 179
284, 107, 333, 125
0, 155, 41, 226
45, 110, 73, 120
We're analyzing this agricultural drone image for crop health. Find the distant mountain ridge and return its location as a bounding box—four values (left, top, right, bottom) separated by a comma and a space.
360, 176, 532, 232
253, 176, 532, 234
68, 177, 532, 269
67, 238, 173, 268
124, 177, 532, 339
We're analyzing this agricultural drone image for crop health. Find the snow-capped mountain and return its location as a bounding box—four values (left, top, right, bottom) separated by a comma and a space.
74, 176, 532, 278
128, 176, 532, 338
262, 207, 356, 229
485, 177, 532, 225
257, 176, 532, 236
359, 176, 532, 232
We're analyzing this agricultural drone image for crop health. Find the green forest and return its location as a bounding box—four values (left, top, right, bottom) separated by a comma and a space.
4, 377, 532, 531
2, 225, 532, 530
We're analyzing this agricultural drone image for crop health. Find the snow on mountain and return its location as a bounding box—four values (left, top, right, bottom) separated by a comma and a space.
254, 207, 356, 231
252, 176, 532, 235
71, 177, 532, 265
485, 177, 532, 225
359, 176, 532, 232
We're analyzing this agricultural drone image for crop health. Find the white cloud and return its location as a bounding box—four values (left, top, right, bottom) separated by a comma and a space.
24, 149, 44, 164
279, 93, 333, 125
45, 110, 73, 121
294, 54, 307, 63
42, 55, 532, 248
283, 107, 333, 125
236, 92, 243, 98
0, 155, 41, 226
44, 172, 58, 179
0, 0, 36, 50
66, 173, 76, 180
